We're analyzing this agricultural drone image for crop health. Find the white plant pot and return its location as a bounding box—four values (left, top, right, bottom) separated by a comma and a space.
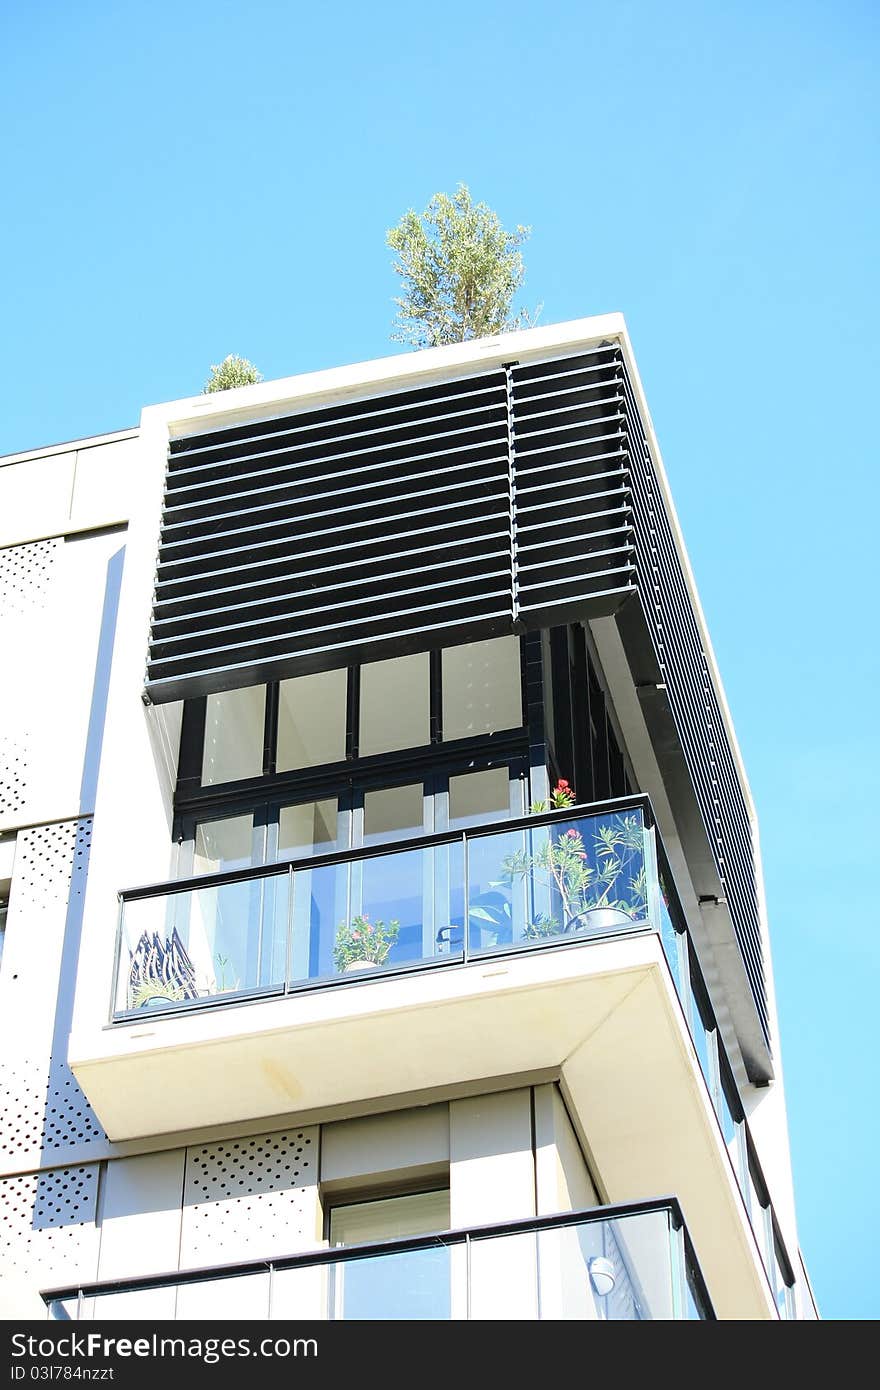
343, 959, 381, 974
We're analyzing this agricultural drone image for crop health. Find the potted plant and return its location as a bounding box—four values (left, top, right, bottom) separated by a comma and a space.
484, 780, 648, 942
333, 913, 400, 974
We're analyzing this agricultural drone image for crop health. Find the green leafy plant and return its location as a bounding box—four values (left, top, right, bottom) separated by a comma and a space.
203, 355, 263, 393
475, 780, 647, 943
386, 183, 540, 348
214, 953, 240, 993
501, 815, 647, 939
128, 977, 186, 1009
333, 913, 400, 971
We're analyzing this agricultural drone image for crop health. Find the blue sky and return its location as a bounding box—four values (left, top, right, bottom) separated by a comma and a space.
2, 0, 877, 1318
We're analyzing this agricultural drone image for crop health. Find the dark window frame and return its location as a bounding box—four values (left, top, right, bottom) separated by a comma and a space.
173, 637, 534, 849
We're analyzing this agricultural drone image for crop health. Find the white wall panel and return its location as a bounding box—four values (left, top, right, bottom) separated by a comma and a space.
449, 1090, 535, 1227
176, 1272, 270, 1319
533, 1084, 597, 1216
0, 457, 75, 547
321, 1104, 448, 1192
69, 440, 138, 529
97, 1151, 185, 1280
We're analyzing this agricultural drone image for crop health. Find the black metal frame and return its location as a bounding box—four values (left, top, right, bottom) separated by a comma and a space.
43, 1195, 714, 1320
173, 635, 534, 824
124, 793, 655, 902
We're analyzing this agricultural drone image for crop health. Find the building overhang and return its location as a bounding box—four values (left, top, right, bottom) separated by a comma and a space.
69, 932, 774, 1319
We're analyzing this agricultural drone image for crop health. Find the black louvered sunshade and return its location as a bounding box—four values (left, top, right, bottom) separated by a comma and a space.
150, 373, 514, 694
146, 342, 766, 1052
147, 348, 635, 701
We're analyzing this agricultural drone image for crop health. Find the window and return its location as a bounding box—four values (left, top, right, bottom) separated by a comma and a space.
772, 1230, 796, 1319
747, 1147, 773, 1277
277, 800, 337, 860
359, 653, 430, 756
326, 1188, 451, 1320
442, 637, 522, 740
329, 1189, 450, 1246
193, 814, 256, 874
363, 784, 426, 845
448, 767, 512, 827
202, 686, 265, 785
277, 669, 347, 771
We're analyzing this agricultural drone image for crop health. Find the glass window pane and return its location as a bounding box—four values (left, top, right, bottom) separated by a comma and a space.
119, 873, 288, 1007
278, 800, 337, 859
327, 1190, 451, 1321
330, 1190, 450, 1246
277, 669, 347, 771
449, 767, 512, 828
363, 784, 424, 845
193, 814, 254, 873
442, 637, 522, 741
201, 685, 265, 785
359, 653, 429, 755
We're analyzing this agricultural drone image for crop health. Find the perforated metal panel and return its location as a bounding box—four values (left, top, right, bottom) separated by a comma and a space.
0, 734, 29, 818
0, 539, 61, 817
0, 1165, 100, 1285
179, 1126, 318, 1267
0, 819, 106, 1172
618, 367, 768, 1047
0, 537, 61, 617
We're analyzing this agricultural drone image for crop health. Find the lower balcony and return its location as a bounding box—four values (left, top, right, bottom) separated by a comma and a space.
45, 1199, 712, 1321
69, 796, 777, 1318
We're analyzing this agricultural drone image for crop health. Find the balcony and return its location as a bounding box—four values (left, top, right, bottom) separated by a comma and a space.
45, 1199, 712, 1321
110, 799, 665, 1019
69, 794, 777, 1318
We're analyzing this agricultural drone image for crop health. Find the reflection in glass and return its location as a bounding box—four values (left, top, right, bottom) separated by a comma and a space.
359, 653, 429, 755
201, 686, 265, 785
119, 873, 288, 1010
442, 637, 523, 740
277, 670, 347, 771
327, 1191, 451, 1320
467, 810, 648, 955
658, 890, 685, 1001
688, 977, 715, 1099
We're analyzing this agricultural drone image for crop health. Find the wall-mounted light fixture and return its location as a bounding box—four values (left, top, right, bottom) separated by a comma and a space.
588, 1255, 616, 1297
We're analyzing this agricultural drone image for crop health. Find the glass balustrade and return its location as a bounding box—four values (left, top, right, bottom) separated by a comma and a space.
113, 804, 656, 1018
46, 1201, 711, 1322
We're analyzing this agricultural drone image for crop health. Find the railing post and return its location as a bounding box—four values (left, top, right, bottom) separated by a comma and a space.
110, 896, 125, 1020
284, 866, 294, 994
462, 831, 469, 965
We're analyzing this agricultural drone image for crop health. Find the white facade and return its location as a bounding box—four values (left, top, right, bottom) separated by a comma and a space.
0, 318, 818, 1320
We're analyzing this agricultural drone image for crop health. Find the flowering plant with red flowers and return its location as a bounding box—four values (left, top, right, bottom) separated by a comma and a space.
530, 778, 576, 814
489, 777, 648, 941
333, 913, 400, 971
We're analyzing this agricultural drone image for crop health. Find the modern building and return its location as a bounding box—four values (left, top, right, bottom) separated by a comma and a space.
0, 315, 817, 1320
